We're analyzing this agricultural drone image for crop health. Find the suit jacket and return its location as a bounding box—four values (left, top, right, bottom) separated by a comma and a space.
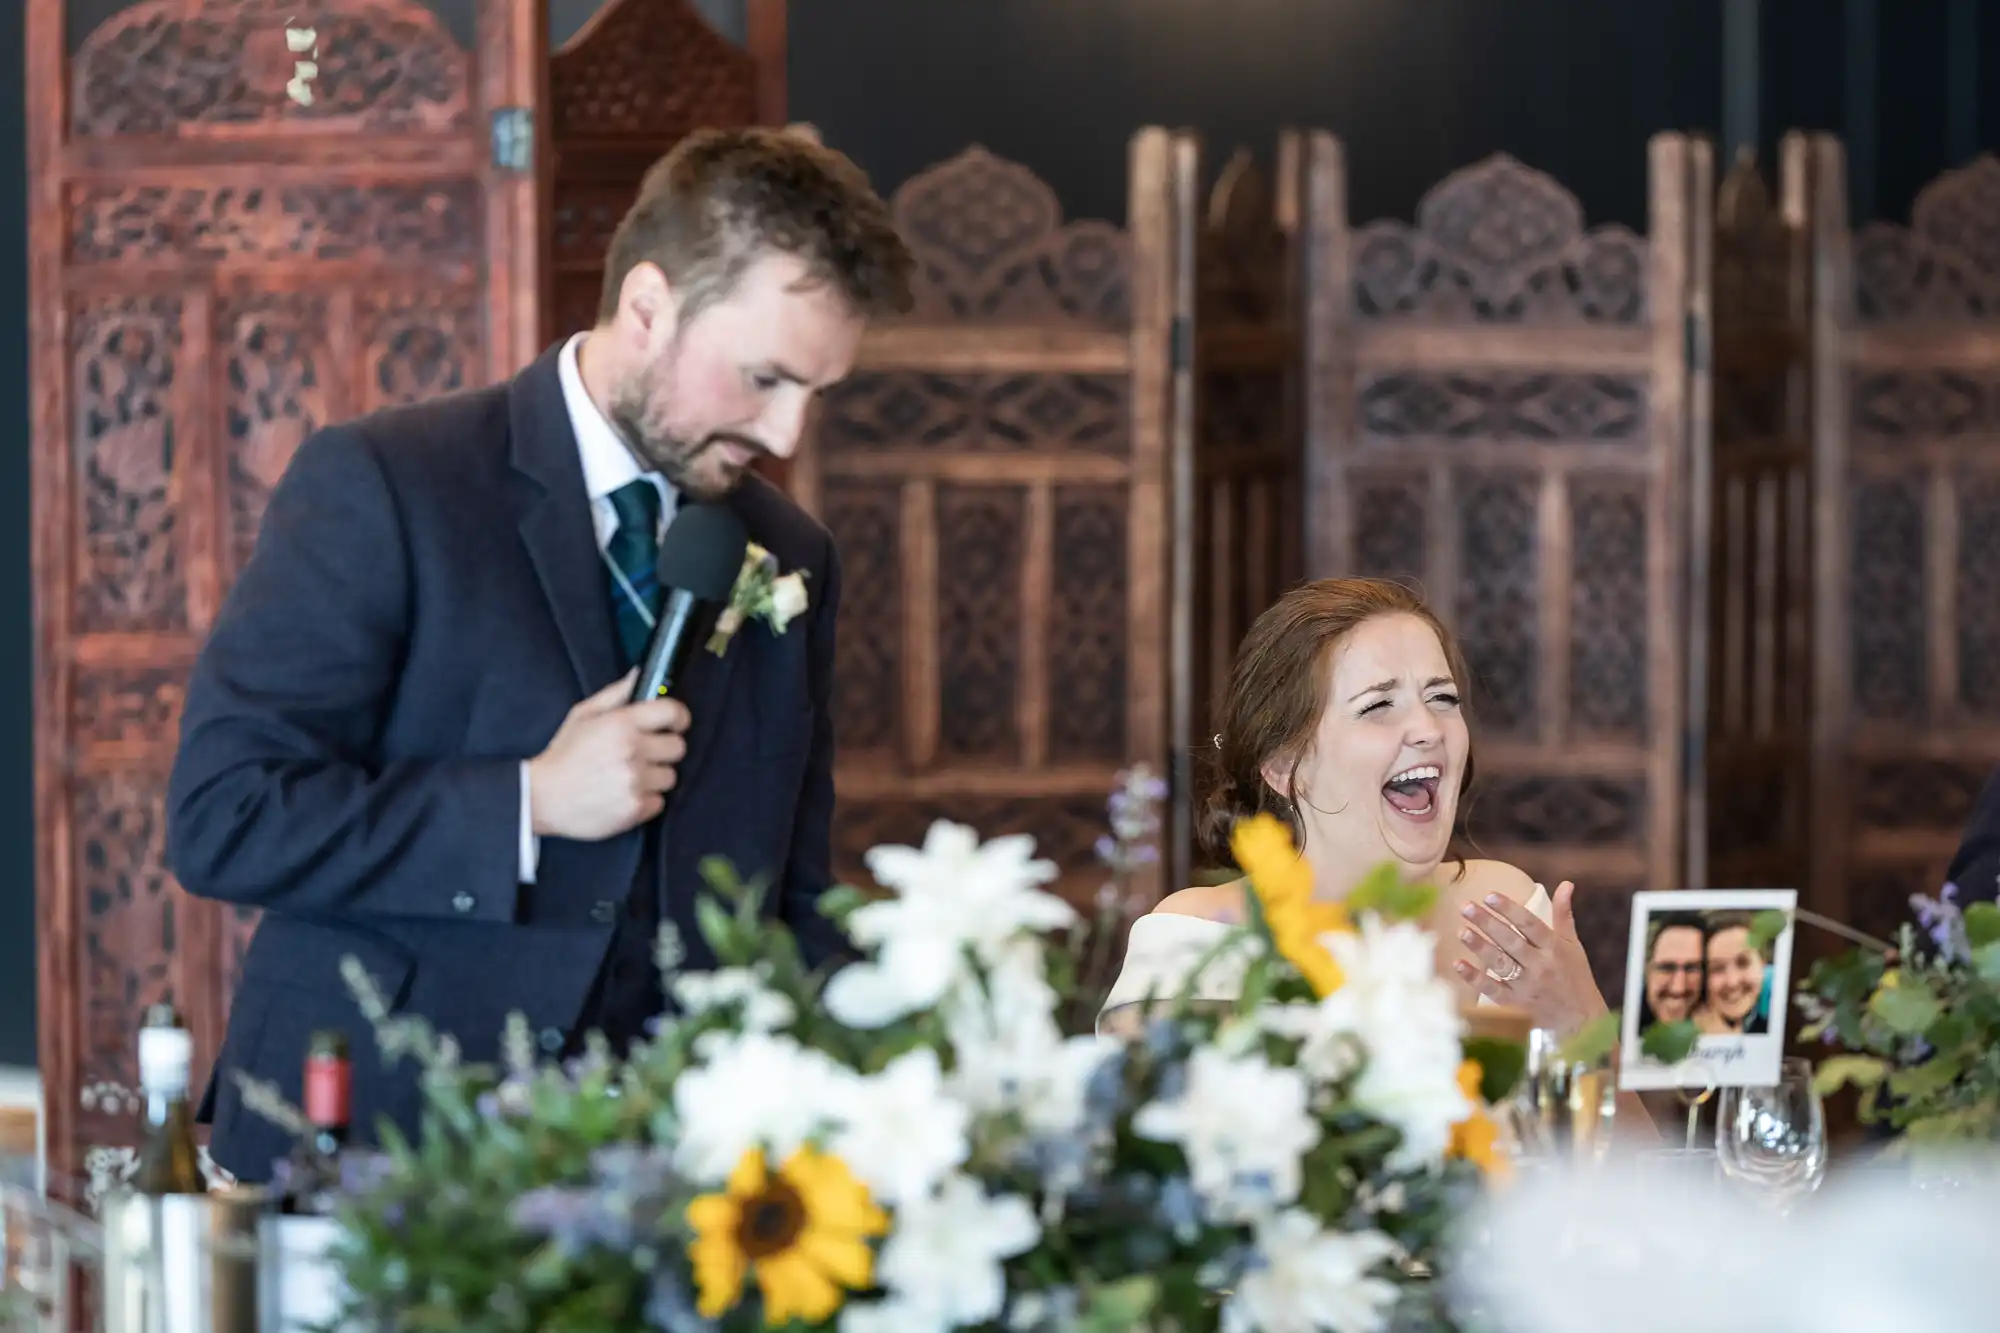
1946, 764, 2000, 905
166, 345, 847, 1181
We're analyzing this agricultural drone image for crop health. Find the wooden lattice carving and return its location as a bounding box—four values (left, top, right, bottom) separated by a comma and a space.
893, 147, 1132, 327
1853, 154, 2000, 322
551, 0, 758, 141
1823, 146, 2000, 932
31, 0, 533, 1202
1351, 155, 1649, 325
1306, 140, 1696, 902
71, 0, 470, 137
798, 137, 1174, 908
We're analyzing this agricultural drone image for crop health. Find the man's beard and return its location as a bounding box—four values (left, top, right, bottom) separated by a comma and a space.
609, 365, 758, 503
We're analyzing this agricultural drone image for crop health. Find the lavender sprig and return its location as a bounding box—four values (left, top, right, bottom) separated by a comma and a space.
1060, 764, 1168, 1033
1910, 881, 1968, 963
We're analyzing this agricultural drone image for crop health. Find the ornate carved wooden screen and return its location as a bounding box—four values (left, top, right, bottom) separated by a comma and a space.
1171, 132, 1330, 887
790, 136, 1178, 906
1817, 151, 2000, 941
26, 0, 543, 1196
1303, 139, 1702, 993
545, 0, 780, 343
1695, 138, 1832, 898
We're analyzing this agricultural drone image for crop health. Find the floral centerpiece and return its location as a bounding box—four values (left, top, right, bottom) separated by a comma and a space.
1805, 883, 2000, 1147
274, 771, 1515, 1333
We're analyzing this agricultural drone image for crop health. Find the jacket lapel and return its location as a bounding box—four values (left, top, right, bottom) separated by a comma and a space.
665, 489, 758, 800
508, 345, 622, 695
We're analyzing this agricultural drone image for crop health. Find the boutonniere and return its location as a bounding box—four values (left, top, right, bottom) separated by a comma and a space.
708, 542, 811, 655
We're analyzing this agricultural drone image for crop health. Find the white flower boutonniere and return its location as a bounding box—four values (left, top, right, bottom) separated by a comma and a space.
708, 542, 811, 656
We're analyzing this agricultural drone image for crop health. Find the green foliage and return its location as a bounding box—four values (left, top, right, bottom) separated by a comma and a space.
1962, 902, 2000, 950
288, 831, 1507, 1333
1746, 909, 1790, 954
1557, 1012, 1621, 1070
1869, 981, 1942, 1036
1812, 1054, 1888, 1098
1344, 863, 1438, 923
1803, 892, 2000, 1148
1077, 1275, 1160, 1333
1639, 1019, 1700, 1066
1461, 1037, 1527, 1104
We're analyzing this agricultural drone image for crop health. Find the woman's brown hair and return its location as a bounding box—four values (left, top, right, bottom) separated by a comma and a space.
1196, 578, 1477, 869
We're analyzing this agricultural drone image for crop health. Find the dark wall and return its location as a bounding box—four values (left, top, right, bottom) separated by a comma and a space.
1, 2, 33, 1068
790, 0, 1722, 230
2, 1, 1997, 1067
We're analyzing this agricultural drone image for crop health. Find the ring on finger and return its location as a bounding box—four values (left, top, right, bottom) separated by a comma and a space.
1488, 955, 1524, 984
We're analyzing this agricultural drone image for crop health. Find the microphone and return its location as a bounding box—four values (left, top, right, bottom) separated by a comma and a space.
629, 502, 750, 703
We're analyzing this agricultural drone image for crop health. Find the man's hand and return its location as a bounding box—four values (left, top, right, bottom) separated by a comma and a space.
526, 671, 690, 840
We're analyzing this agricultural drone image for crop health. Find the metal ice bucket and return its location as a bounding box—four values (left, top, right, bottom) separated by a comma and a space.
98, 1187, 264, 1333
257, 1213, 352, 1333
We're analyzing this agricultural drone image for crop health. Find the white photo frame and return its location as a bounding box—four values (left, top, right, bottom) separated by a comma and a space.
1618, 889, 1799, 1092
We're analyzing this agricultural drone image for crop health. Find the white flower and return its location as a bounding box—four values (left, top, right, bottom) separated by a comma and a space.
1224, 1209, 1401, 1333
825, 822, 1074, 1029
1304, 918, 1469, 1168
931, 938, 1114, 1143
668, 966, 796, 1032
939, 939, 1062, 1069
841, 1298, 932, 1333
1132, 1045, 1319, 1219
768, 570, 810, 629
850, 1175, 1040, 1333
828, 1048, 970, 1207
670, 1032, 856, 1181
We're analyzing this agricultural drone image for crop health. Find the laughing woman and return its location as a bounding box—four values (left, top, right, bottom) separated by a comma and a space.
1103, 578, 1612, 1037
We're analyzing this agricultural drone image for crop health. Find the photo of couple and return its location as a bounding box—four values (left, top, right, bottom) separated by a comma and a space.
1638, 908, 1777, 1035
1619, 889, 1798, 1090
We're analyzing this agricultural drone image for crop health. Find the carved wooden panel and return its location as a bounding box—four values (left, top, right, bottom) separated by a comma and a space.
69, 0, 474, 138
546, 0, 777, 386
1303, 141, 1698, 905
1695, 140, 1824, 899
29, 0, 542, 1203
1178, 136, 1320, 887
1818, 151, 2000, 934
793, 137, 1177, 908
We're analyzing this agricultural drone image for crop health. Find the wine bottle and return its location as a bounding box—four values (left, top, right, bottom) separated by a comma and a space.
278, 1030, 351, 1216
132, 1002, 205, 1195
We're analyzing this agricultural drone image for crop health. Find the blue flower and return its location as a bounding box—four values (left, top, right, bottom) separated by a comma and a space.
643, 1269, 715, 1333
1911, 882, 1969, 962
511, 1186, 621, 1255
1098, 765, 1167, 874
1158, 1175, 1203, 1241
1006, 1285, 1081, 1332
1082, 1047, 1129, 1126
338, 1150, 395, 1197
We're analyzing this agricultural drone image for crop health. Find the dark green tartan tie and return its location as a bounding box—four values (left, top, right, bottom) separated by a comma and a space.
605, 480, 664, 669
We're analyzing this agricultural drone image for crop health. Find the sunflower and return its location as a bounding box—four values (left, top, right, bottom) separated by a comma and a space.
1448, 1060, 1509, 1181
687, 1146, 887, 1324
1231, 813, 1350, 996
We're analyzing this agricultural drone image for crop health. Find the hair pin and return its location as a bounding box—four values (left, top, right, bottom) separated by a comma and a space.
1212, 733, 1223, 750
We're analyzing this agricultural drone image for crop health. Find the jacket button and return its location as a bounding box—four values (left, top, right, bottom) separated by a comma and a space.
539, 1027, 563, 1053
590, 900, 616, 924
451, 891, 476, 914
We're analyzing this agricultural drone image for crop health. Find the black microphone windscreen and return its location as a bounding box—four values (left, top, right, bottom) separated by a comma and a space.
654, 502, 750, 603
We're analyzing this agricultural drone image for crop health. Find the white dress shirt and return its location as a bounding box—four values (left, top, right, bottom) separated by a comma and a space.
518, 334, 679, 883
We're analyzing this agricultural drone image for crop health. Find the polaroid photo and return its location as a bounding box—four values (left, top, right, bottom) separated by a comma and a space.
1618, 888, 1799, 1092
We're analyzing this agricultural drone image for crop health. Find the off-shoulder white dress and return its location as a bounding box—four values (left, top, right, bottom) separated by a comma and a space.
1099, 883, 1553, 1028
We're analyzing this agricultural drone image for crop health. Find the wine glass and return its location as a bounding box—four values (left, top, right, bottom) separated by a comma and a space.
1715, 1057, 1828, 1213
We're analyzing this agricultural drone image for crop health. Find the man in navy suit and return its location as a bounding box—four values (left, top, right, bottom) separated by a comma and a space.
1946, 767, 2000, 906
165, 129, 914, 1181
